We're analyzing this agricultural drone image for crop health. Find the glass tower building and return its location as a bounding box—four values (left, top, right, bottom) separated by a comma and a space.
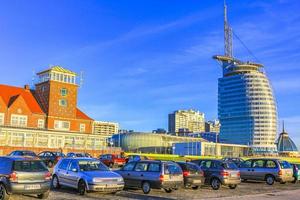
215, 56, 277, 154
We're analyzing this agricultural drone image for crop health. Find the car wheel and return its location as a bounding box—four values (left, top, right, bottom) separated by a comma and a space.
229, 184, 237, 189
192, 186, 199, 190
266, 175, 275, 185
0, 184, 10, 200
52, 175, 61, 189
48, 161, 53, 168
37, 191, 49, 199
142, 182, 151, 194
164, 188, 173, 193
78, 180, 87, 195
211, 178, 221, 190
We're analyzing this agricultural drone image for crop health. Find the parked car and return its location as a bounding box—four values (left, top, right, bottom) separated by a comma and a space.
0, 156, 51, 200
99, 154, 126, 167
52, 158, 124, 195
291, 163, 300, 183
116, 160, 183, 194
223, 157, 244, 167
8, 150, 37, 157
38, 151, 65, 168
126, 155, 149, 163
176, 162, 205, 189
239, 159, 294, 185
66, 152, 92, 158
191, 159, 241, 190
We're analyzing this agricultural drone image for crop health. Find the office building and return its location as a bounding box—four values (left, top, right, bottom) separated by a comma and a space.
168, 109, 205, 134
205, 120, 220, 133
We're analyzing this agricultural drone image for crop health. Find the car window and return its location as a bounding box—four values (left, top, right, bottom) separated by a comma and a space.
164, 163, 182, 175
240, 160, 252, 168
148, 163, 160, 172
252, 160, 265, 168
59, 159, 70, 170
13, 160, 48, 172
68, 160, 78, 171
221, 162, 238, 170
79, 160, 109, 171
201, 161, 212, 169
279, 161, 292, 169
38, 152, 45, 156
266, 160, 277, 168
122, 162, 136, 171
186, 163, 200, 173
134, 162, 148, 172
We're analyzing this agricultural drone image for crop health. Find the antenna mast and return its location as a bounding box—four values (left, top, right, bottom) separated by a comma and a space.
224, 0, 233, 57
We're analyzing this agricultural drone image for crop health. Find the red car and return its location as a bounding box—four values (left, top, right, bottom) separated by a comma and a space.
99, 154, 126, 167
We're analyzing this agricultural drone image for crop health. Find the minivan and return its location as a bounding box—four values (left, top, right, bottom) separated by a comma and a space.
116, 160, 183, 194
239, 159, 294, 185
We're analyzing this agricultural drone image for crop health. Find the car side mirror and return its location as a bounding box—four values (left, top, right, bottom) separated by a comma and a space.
72, 168, 78, 172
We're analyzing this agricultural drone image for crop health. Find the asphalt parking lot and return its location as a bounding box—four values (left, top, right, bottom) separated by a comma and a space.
9, 181, 300, 200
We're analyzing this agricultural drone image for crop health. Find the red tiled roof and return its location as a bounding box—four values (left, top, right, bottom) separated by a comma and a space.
76, 108, 93, 120
0, 84, 45, 114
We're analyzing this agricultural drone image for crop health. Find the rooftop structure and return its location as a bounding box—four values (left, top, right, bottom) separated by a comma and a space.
276, 122, 298, 155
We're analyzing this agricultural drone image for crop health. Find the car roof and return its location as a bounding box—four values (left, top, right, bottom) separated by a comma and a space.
62, 157, 97, 161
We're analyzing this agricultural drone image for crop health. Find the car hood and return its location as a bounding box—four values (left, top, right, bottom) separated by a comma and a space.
82, 170, 122, 178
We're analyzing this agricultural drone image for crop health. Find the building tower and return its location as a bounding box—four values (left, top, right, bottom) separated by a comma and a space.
276, 121, 298, 156
213, 2, 278, 154
35, 66, 79, 130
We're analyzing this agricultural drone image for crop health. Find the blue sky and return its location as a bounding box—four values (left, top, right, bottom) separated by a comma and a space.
0, 0, 299, 145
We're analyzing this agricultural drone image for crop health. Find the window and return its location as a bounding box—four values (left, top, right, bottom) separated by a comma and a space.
279, 161, 292, 169
80, 124, 85, 132
54, 120, 70, 131
266, 160, 277, 168
68, 160, 78, 171
59, 99, 67, 107
253, 160, 265, 168
37, 119, 44, 128
164, 163, 182, 175
240, 160, 252, 168
122, 162, 136, 171
134, 162, 148, 172
59, 159, 70, 170
148, 163, 160, 172
11, 114, 27, 127
0, 113, 4, 125
60, 88, 68, 96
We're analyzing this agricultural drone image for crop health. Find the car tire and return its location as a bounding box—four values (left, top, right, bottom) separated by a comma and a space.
48, 161, 53, 168
229, 184, 237, 189
52, 175, 61, 189
164, 188, 173, 193
142, 182, 151, 194
37, 191, 49, 199
266, 175, 275, 185
78, 180, 87, 195
211, 178, 221, 190
192, 186, 199, 190
0, 184, 10, 200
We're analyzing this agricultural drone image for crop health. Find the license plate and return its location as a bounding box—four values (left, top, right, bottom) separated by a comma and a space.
230, 173, 237, 178
193, 180, 201, 184
25, 184, 41, 190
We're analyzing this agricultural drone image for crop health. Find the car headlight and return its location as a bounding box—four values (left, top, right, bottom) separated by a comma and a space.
118, 178, 123, 182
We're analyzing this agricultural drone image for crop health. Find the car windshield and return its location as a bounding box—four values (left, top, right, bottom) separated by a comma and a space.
221, 162, 238, 170
13, 160, 48, 172
79, 160, 109, 171
54, 152, 64, 157
279, 161, 292, 169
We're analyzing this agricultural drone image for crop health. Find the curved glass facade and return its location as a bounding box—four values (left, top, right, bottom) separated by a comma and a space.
276, 132, 298, 153
216, 57, 277, 154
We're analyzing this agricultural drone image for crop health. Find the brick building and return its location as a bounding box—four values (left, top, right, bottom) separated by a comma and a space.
0, 66, 120, 156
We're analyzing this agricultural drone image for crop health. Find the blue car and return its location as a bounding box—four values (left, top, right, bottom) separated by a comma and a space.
52, 158, 124, 195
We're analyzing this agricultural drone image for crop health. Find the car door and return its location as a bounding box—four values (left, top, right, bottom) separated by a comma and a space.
67, 160, 80, 188
200, 160, 213, 184
132, 162, 149, 188
252, 159, 266, 181
119, 162, 136, 187
239, 160, 253, 180
56, 159, 71, 186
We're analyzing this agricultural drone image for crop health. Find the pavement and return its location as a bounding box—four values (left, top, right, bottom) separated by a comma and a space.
9, 181, 300, 200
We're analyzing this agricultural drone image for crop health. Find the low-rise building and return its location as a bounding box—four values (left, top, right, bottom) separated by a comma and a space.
205, 120, 220, 133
